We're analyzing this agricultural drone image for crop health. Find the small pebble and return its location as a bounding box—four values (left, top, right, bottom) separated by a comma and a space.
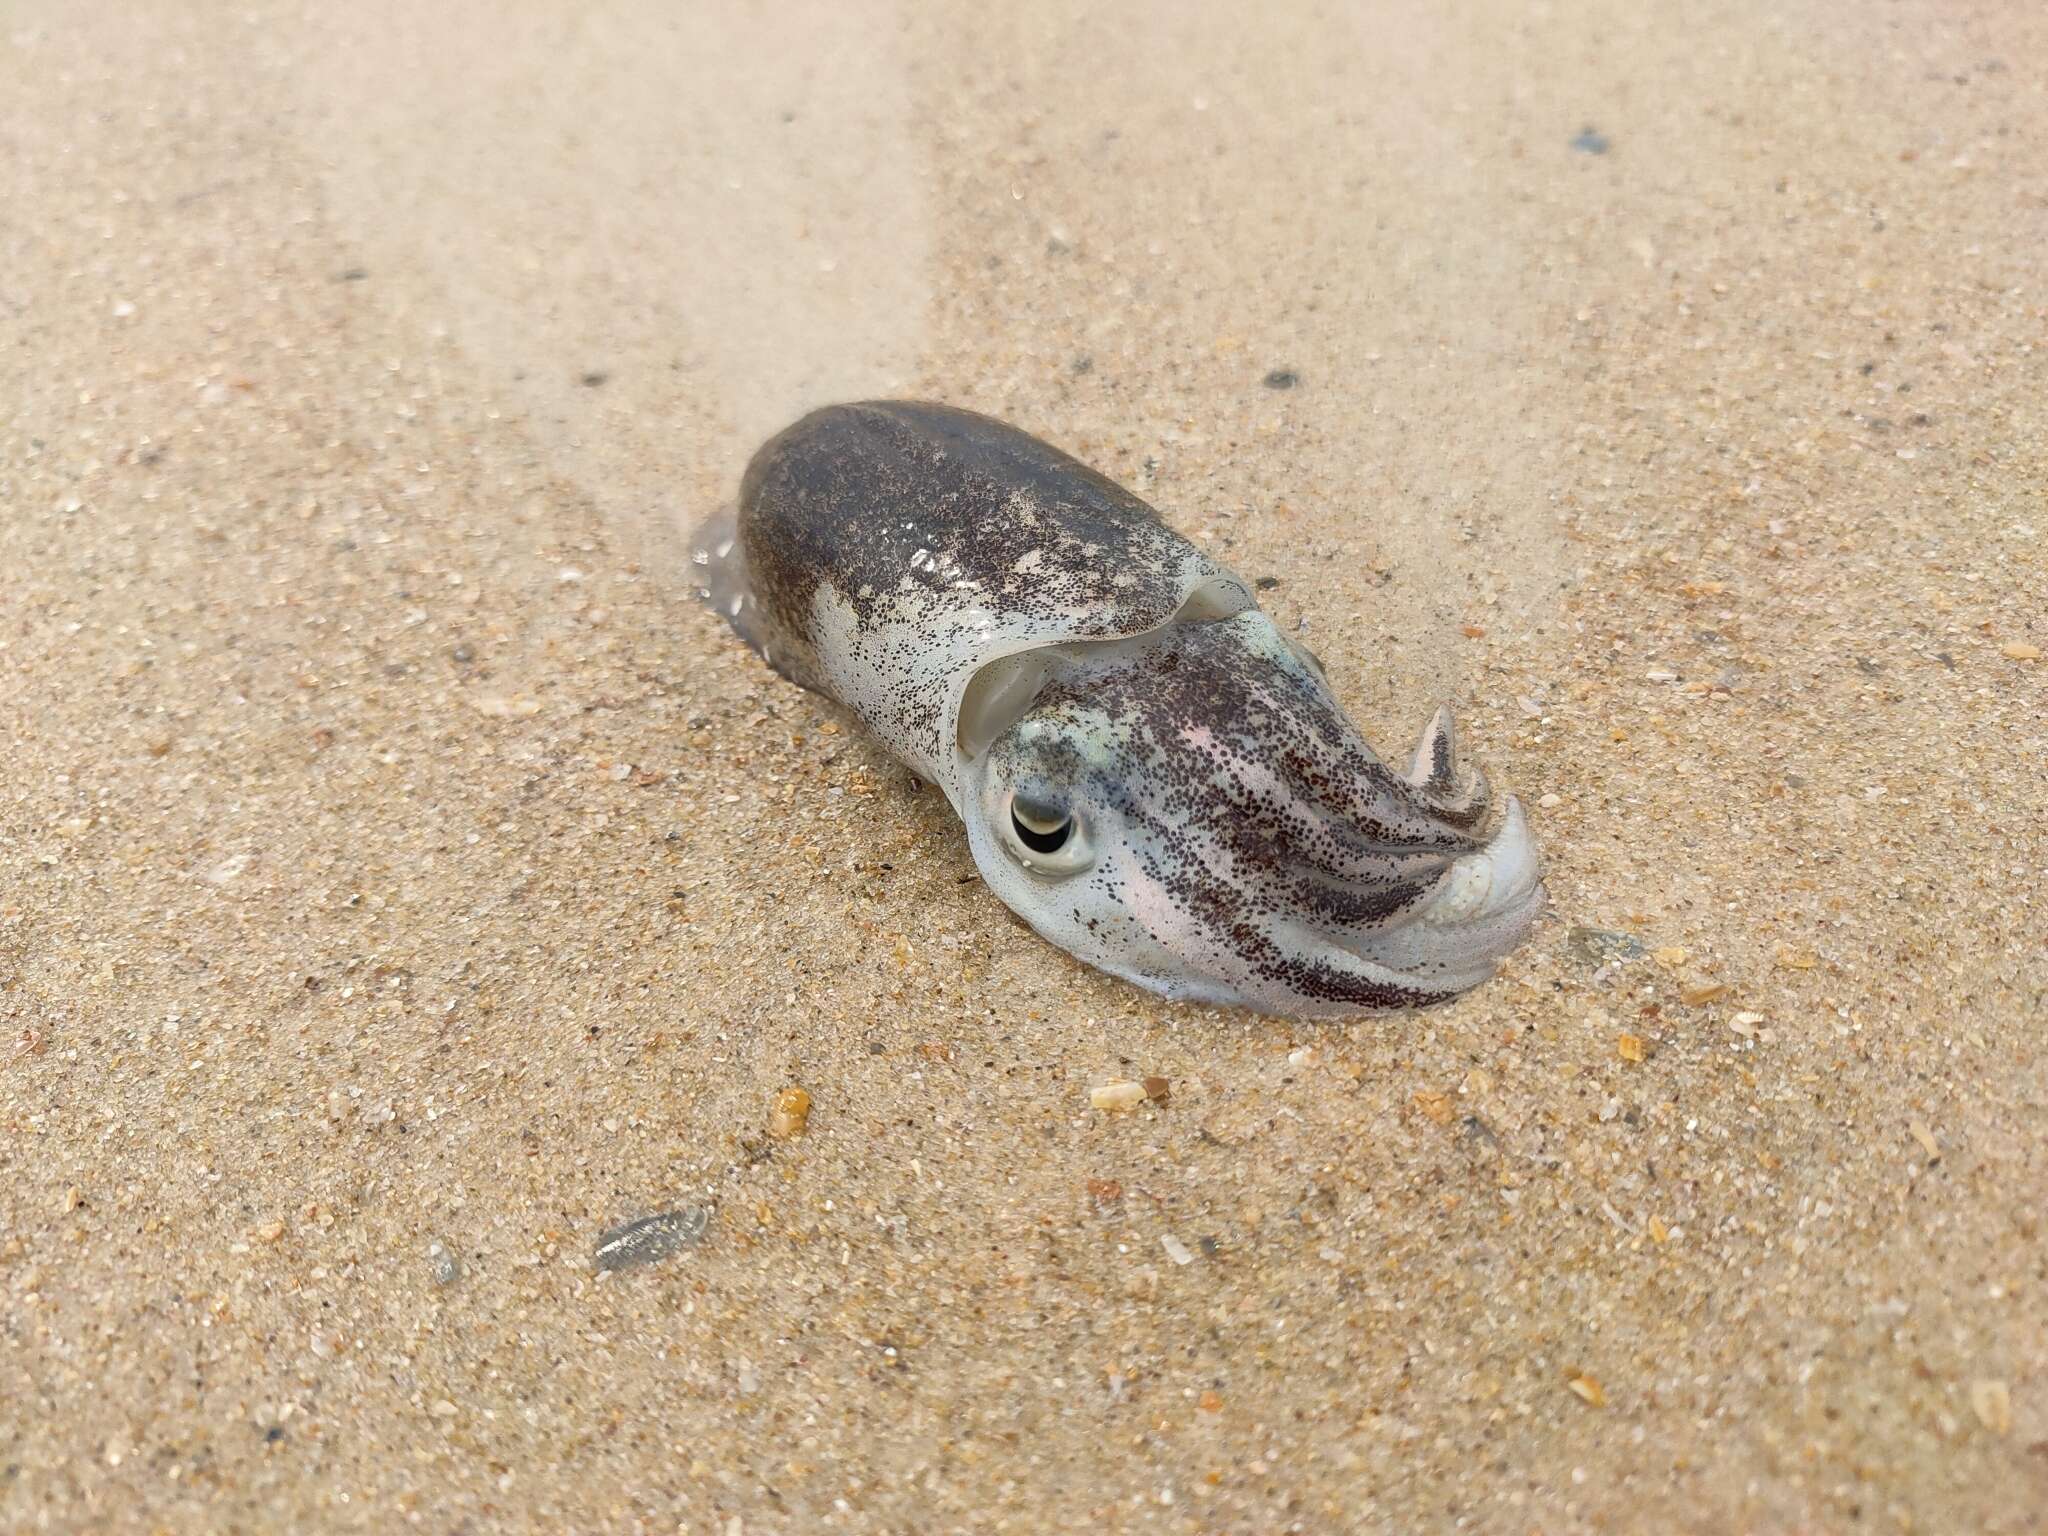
593, 1207, 712, 1273
1412, 1090, 1455, 1126
1571, 126, 1611, 155
1262, 369, 1299, 390
1970, 1379, 2012, 1435
768, 1086, 812, 1139
427, 1239, 461, 1286
1090, 1081, 1149, 1112
1160, 1234, 1195, 1266
1565, 926, 1647, 966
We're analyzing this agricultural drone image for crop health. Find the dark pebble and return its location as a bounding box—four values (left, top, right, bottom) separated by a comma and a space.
580, 370, 610, 388
594, 1206, 711, 1273
1070, 355, 1094, 375
337, 268, 368, 282
1570, 126, 1611, 155
1263, 369, 1299, 390
1255, 575, 1281, 591
264, 1426, 286, 1443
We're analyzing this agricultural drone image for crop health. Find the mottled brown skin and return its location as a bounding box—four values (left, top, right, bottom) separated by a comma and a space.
701, 400, 1542, 1016
983, 615, 1491, 1011
735, 400, 1232, 687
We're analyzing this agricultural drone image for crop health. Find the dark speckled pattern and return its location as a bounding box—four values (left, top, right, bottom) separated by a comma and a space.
699, 401, 1542, 1016
981, 615, 1509, 1013
737, 401, 1222, 656
717, 401, 1240, 788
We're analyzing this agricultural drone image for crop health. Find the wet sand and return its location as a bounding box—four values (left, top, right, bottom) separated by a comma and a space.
3, 1, 2045, 1530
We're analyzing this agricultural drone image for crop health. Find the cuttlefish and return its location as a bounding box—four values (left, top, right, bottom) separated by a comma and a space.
694, 401, 1542, 1017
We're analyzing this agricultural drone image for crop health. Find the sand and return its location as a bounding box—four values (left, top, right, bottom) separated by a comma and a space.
3, 0, 2044, 1530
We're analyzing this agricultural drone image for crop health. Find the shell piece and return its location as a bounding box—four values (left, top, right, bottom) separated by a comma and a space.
695, 401, 1542, 1016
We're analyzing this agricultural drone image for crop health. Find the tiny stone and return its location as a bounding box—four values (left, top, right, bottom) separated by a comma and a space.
1254, 575, 1281, 590
1090, 1080, 1148, 1112
593, 1206, 712, 1273
473, 694, 541, 718
580, 370, 610, 387
427, 1239, 461, 1286
1571, 126, 1611, 154
1538, 792, 1562, 808
1565, 927, 1647, 966
768, 1086, 812, 1139
1262, 369, 1299, 390
1413, 1090, 1456, 1126
1970, 1379, 2013, 1435
1141, 1075, 1171, 1104
1160, 1234, 1195, 1266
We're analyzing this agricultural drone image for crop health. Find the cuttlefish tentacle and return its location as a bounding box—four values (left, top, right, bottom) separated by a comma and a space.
1038, 619, 1540, 1011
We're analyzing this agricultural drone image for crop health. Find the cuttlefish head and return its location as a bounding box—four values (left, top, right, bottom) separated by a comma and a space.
960, 608, 1543, 1016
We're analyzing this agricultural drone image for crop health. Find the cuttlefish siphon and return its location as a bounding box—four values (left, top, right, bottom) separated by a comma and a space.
693, 401, 1542, 1017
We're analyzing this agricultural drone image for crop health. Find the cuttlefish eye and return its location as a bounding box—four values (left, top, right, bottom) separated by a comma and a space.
1002, 791, 1095, 874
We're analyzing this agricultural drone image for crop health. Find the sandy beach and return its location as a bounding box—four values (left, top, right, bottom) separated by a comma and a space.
4, 1, 2044, 1530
